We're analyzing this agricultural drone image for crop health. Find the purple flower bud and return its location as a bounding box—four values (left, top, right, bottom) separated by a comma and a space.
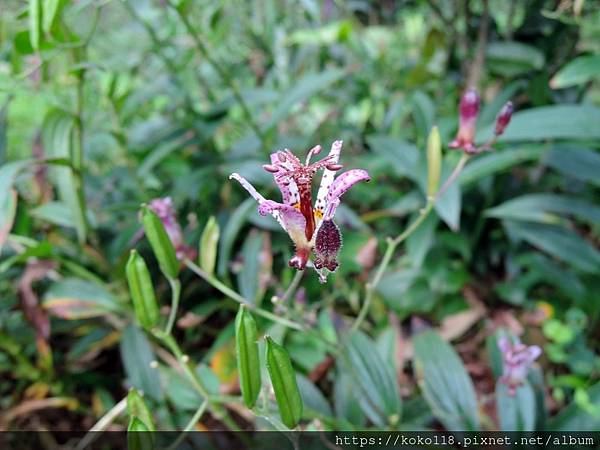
314, 220, 342, 272
449, 89, 481, 153
494, 101, 514, 136
498, 336, 542, 396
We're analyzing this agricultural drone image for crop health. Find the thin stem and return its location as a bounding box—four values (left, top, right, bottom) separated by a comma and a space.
351, 150, 471, 334
351, 201, 434, 334
466, 0, 490, 89
166, 1, 266, 144
75, 396, 127, 450
183, 259, 307, 332
278, 270, 304, 305
437, 153, 470, 199
166, 400, 209, 450
165, 277, 181, 335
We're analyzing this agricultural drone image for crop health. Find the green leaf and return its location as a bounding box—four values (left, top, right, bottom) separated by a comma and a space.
120, 325, 163, 401
333, 371, 365, 426
29, 0, 43, 51
235, 305, 261, 408
43, 278, 124, 319
43, 0, 63, 34
30, 201, 75, 228
199, 216, 219, 276
486, 194, 600, 226
265, 336, 303, 429
486, 41, 545, 76
42, 110, 87, 243
141, 206, 179, 279
496, 380, 536, 431
549, 382, 600, 431
545, 146, 600, 187
218, 198, 254, 276
127, 388, 155, 432
413, 330, 480, 431
237, 230, 266, 304
459, 146, 545, 185
342, 331, 401, 427
505, 221, 600, 273
126, 250, 160, 331
550, 55, 600, 88
265, 69, 345, 130
477, 105, 600, 142
296, 374, 332, 418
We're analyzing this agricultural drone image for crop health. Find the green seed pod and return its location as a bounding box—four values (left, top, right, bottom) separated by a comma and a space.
127, 388, 155, 432
199, 216, 220, 276
265, 336, 303, 429
426, 125, 442, 199
126, 250, 159, 330
127, 416, 155, 450
141, 206, 179, 279
235, 305, 261, 408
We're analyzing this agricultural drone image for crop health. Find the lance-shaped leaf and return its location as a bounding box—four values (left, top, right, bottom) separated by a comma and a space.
199, 216, 219, 275
127, 388, 155, 432
265, 336, 303, 428
126, 250, 159, 331
29, 0, 42, 51
235, 305, 261, 408
426, 126, 441, 198
141, 206, 179, 279
413, 330, 480, 431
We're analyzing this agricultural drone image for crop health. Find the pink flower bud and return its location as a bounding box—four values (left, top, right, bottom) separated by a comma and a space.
494, 101, 514, 136
449, 89, 481, 153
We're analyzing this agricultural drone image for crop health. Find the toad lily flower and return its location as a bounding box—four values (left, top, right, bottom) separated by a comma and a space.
449, 88, 514, 154
229, 141, 370, 282
498, 336, 542, 396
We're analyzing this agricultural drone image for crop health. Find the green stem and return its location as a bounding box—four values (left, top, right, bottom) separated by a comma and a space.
166, 400, 208, 450
165, 277, 181, 335
183, 259, 306, 332
351, 151, 471, 334
278, 270, 304, 305
166, 1, 266, 144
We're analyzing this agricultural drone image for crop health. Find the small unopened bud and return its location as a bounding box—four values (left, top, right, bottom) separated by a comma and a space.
263, 164, 279, 173
460, 89, 480, 122
325, 163, 343, 171
494, 101, 514, 136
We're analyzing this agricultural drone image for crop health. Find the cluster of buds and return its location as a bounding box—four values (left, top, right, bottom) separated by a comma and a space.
230, 141, 370, 282
148, 197, 196, 261
498, 336, 542, 396
448, 89, 514, 154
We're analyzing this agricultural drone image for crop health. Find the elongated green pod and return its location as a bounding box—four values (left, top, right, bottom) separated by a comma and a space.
235, 305, 261, 408
265, 336, 303, 428
127, 416, 154, 450
127, 388, 155, 432
125, 250, 159, 330
29, 0, 42, 51
199, 216, 220, 276
141, 206, 179, 279
426, 126, 442, 199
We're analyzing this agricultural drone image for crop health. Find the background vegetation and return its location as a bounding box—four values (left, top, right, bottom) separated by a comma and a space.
1, 0, 600, 436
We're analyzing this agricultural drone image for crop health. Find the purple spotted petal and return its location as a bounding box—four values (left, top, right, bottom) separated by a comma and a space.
323, 169, 371, 220
525, 345, 542, 363
269, 153, 299, 205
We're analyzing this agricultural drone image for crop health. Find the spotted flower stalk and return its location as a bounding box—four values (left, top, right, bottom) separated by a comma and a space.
229, 141, 370, 282
448, 88, 514, 154
498, 336, 542, 396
